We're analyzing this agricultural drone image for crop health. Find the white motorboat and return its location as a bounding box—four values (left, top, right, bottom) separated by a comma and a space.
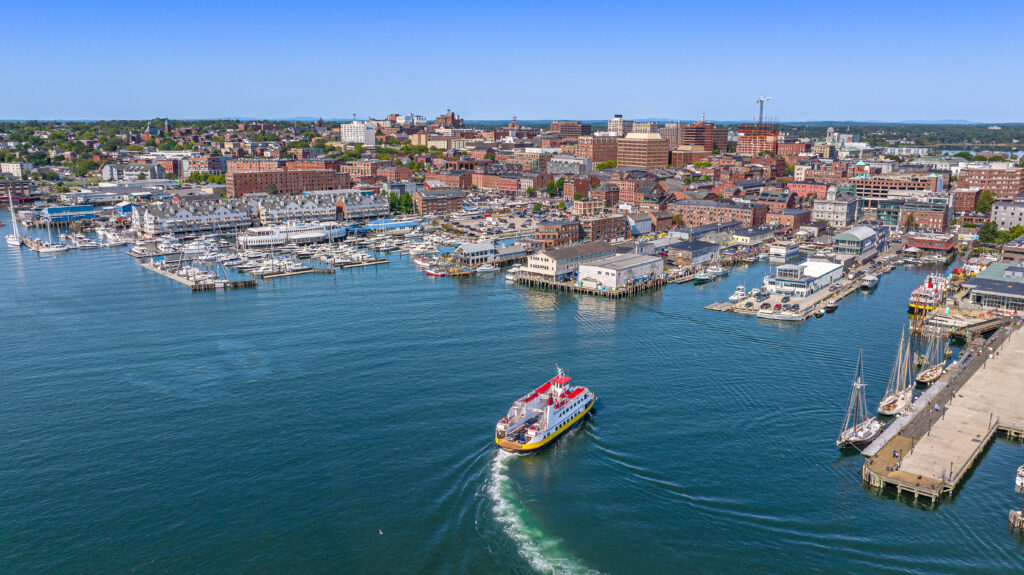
860, 274, 879, 290
476, 263, 498, 273
728, 284, 746, 303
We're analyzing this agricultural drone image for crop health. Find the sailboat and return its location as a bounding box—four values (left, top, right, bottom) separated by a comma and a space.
915, 328, 948, 385
5, 189, 21, 247
878, 328, 913, 416
837, 350, 883, 448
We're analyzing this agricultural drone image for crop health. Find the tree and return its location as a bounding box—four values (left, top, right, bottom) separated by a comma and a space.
526, 187, 536, 197
267, 184, 276, 194
976, 190, 996, 213
979, 221, 999, 243
595, 160, 617, 170
484, 152, 495, 160
532, 203, 542, 213
556, 201, 567, 211
573, 192, 583, 200
546, 181, 557, 197
903, 214, 918, 230
784, 164, 795, 176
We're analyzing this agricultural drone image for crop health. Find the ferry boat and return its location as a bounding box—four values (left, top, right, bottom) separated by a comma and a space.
495, 366, 595, 453
908, 274, 949, 311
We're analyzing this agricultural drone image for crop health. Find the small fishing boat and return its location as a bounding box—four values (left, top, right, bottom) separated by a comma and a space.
728, 284, 746, 303
825, 300, 838, 313
1016, 465, 1024, 491
476, 263, 498, 273
814, 309, 825, 318
425, 267, 447, 277
692, 271, 711, 285
837, 350, 884, 448
706, 264, 728, 278
412, 257, 432, 268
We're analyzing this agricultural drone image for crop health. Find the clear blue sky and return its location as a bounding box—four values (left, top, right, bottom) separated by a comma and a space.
3, 0, 1022, 122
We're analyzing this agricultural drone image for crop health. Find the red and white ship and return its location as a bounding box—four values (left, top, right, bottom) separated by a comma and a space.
495, 366, 595, 452
908, 274, 949, 311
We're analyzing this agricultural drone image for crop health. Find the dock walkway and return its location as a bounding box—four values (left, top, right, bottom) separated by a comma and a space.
861, 325, 1024, 501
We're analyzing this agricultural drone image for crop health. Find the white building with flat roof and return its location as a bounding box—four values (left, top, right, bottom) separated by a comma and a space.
339, 121, 376, 148
762, 259, 844, 297
578, 253, 664, 291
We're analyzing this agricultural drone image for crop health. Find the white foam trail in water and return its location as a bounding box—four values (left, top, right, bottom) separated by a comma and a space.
487, 450, 602, 575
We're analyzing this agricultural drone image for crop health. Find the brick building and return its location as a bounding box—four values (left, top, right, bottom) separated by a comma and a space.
668, 199, 768, 228
225, 170, 350, 197
549, 121, 592, 138
787, 180, 829, 199
680, 121, 728, 151
735, 124, 778, 156
412, 188, 465, 215
580, 214, 630, 242
564, 177, 592, 200
953, 186, 982, 212
427, 171, 472, 190
766, 208, 812, 229
576, 134, 618, 164
534, 220, 581, 249
958, 164, 1024, 200
616, 133, 669, 168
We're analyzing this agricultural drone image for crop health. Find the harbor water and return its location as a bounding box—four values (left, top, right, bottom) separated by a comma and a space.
2, 213, 1023, 574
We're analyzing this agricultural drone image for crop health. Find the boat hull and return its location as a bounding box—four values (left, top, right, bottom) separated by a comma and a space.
915, 364, 944, 385
495, 397, 595, 453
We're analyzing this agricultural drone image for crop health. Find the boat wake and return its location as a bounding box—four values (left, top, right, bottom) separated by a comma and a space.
486, 450, 601, 575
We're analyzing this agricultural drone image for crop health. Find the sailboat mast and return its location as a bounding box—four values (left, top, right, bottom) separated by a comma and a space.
8, 189, 19, 240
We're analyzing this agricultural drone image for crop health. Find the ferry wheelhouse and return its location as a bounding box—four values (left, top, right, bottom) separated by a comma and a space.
495, 367, 595, 452
908, 274, 950, 311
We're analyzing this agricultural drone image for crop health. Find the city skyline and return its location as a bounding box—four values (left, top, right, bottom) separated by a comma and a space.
3, 0, 1023, 122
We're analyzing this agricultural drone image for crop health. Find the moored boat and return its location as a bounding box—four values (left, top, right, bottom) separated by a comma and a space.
878, 328, 914, 416
692, 271, 711, 285
1016, 465, 1024, 491
860, 274, 879, 290
728, 284, 746, 303
495, 366, 595, 453
837, 351, 884, 448
825, 300, 838, 313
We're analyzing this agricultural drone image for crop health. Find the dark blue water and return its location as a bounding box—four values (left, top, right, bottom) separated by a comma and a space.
2, 211, 1022, 574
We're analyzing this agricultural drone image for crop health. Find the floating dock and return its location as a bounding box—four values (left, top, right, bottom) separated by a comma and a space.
861, 325, 1024, 502
140, 262, 256, 291
261, 267, 335, 279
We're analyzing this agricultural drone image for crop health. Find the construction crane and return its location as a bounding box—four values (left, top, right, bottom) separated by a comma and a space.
755, 95, 773, 125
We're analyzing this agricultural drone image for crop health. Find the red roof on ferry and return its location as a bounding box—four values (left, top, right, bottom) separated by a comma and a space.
566, 387, 586, 400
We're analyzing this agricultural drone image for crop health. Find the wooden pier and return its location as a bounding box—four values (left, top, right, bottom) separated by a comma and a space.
514, 274, 666, 298
861, 325, 1024, 502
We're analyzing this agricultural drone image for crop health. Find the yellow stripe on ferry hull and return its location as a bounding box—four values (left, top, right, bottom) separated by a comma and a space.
495, 397, 595, 453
